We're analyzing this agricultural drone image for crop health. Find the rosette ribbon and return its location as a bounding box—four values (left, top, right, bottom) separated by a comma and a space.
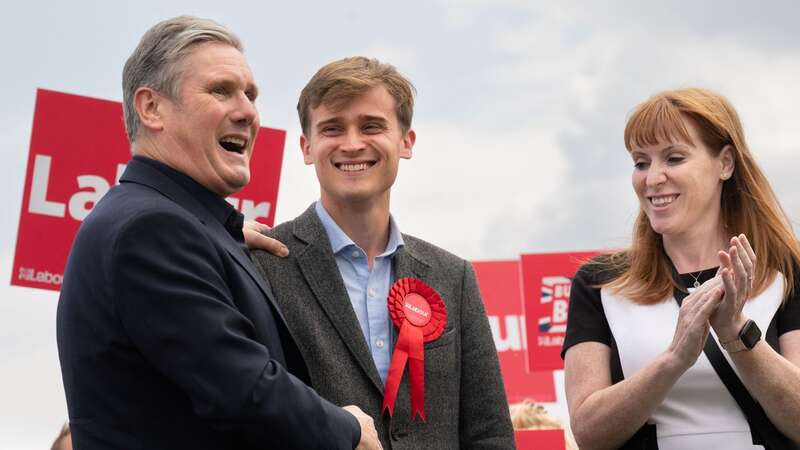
382, 277, 447, 421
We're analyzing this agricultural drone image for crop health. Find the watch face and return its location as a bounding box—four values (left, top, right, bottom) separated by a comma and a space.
740, 319, 762, 349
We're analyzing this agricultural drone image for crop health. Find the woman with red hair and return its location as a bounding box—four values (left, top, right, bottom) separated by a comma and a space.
562, 88, 800, 449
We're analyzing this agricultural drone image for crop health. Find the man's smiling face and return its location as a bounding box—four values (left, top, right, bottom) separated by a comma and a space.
159, 41, 260, 196
301, 85, 415, 207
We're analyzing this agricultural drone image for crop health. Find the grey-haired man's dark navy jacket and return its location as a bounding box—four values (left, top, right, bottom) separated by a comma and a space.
57, 156, 359, 450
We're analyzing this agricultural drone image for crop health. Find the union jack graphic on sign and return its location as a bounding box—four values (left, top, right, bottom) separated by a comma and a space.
521, 251, 598, 370
538, 276, 571, 333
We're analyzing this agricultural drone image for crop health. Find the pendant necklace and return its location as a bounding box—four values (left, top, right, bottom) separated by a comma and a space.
688, 272, 702, 289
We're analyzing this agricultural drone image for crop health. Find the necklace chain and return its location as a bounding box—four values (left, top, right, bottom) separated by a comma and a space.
688, 271, 702, 289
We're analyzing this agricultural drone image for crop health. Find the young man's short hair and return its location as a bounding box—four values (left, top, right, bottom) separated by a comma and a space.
297, 56, 416, 134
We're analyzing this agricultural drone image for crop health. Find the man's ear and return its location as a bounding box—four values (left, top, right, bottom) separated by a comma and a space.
133, 87, 166, 133
719, 144, 735, 180
300, 134, 314, 165
400, 128, 416, 159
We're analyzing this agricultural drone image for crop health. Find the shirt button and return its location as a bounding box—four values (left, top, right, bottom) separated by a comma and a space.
368, 287, 377, 298
351, 250, 360, 258
376, 339, 385, 349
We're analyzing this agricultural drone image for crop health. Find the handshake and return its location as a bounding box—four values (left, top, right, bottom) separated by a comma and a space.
343, 406, 382, 450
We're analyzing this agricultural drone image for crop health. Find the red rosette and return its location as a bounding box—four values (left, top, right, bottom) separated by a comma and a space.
382, 277, 447, 421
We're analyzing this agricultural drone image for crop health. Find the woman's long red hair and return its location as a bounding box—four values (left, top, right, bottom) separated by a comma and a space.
596, 88, 800, 304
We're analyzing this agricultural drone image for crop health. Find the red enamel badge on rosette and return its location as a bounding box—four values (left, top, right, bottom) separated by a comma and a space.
382, 277, 447, 421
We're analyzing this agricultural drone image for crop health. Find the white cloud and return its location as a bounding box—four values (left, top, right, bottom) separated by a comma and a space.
359, 42, 420, 75
391, 121, 567, 259
469, 9, 800, 255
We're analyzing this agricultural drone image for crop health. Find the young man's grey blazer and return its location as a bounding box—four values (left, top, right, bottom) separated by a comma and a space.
251, 204, 516, 450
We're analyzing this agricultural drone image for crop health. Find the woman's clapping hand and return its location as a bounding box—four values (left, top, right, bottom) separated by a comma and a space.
667, 276, 724, 370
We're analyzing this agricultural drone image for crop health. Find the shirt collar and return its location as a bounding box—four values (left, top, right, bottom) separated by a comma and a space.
314, 201, 404, 257
133, 155, 237, 228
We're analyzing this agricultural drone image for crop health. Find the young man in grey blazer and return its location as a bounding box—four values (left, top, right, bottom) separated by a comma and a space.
250, 57, 515, 449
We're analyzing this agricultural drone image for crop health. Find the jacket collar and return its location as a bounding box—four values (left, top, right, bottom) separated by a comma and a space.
119, 157, 285, 323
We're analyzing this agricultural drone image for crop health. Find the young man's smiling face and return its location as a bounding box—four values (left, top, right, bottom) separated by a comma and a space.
301, 85, 415, 208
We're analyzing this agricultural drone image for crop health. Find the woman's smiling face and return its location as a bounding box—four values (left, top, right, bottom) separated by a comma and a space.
630, 115, 732, 239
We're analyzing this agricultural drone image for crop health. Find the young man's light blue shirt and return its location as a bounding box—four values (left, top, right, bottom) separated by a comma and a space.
314, 201, 404, 384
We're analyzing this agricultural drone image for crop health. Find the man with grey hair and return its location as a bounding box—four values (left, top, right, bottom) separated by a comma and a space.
57, 16, 381, 450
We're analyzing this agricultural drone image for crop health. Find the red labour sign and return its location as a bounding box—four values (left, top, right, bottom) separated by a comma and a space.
473, 260, 556, 403
12, 89, 286, 292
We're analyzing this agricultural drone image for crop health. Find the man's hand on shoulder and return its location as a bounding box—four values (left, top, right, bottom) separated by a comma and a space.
243, 220, 289, 257
342, 405, 382, 450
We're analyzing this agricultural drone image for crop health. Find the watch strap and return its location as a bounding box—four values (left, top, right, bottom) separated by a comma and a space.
721, 336, 747, 353
721, 319, 761, 353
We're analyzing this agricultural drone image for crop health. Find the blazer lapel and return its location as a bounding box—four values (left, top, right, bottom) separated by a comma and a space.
214, 225, 287, 324
119, 159, 286, 324
293, 206, 385, 392
392, 241, 430, 281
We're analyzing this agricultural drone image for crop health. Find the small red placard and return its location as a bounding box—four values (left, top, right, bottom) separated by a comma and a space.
473, 260, 556, 403
514, 429, 566, 450
521, 251, 599, 371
